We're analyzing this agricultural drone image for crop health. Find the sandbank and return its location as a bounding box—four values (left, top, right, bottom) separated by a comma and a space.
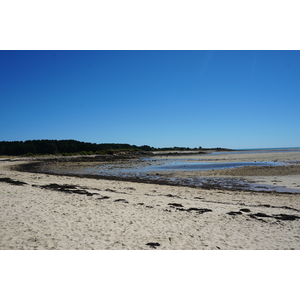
153, 150, 300, 192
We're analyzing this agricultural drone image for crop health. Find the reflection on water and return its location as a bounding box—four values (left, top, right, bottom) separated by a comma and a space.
76, 159, 282, 175
155, 161, 282, 171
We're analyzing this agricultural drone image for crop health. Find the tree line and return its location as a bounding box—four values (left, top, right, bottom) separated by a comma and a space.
0, 139, 227, 156
0, 139, 153, 156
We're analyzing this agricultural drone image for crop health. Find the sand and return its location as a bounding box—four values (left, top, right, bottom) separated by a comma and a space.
152, 150, 300, 191
1, 150, 300, 250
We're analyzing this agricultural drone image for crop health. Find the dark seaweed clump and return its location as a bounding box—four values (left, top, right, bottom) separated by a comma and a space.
146, 243, 161, 249
167, 203, 212, 214
226, 210, 300, 221
0, 177, 27, 186
40, 183, 98, 196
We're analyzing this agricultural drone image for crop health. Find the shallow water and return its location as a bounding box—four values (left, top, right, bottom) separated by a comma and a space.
41, 158, 300, 193
153, 160, 282, 171
69, 159, 282, 176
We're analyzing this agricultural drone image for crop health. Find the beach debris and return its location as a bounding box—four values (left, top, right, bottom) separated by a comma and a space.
167, 203, 212, 214
168, 203, 184, 207
273, 214, 300, 221
146, 242, 161, 249
256, 204, 300, 212
248, 212, 300, 221
0, 177, 27, 186
187, 208, 212, 214
97, 196, 110, 200
249, 213, 272, 218
105, 188, 116, 192
240, 208, 251, 212
227, 211, 243, 216
248, 214, 268, 222
176, 208, 186, 211
165, 194, 180, 198
275, 206, 300, 212
40, 183, 98, 196
114, 199, 129, 203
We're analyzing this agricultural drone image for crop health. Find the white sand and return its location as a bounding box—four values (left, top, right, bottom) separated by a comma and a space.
1, 152, 300, 250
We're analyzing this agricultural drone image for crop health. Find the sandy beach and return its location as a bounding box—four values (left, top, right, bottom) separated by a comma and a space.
1, 150, 300, 250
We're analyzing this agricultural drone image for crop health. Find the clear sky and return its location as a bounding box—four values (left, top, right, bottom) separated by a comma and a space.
1, 50, 299, 149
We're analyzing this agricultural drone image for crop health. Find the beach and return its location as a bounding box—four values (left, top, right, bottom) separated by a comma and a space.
1, 150, 300, 250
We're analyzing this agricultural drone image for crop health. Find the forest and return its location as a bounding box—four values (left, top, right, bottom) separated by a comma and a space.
0, 139, 205, 156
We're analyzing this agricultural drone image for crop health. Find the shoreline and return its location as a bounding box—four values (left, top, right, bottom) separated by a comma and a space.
10, 159, 300, 194
11, 149, 300, 194
12, 161, 300, 194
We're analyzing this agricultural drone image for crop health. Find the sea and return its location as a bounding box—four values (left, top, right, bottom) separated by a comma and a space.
208, 147, 300, 156
234, 147, 300, 151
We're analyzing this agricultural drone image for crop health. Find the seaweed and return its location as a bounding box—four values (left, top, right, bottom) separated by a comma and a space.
0, 177, 27, 186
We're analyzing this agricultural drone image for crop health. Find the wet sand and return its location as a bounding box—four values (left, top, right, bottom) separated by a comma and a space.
1, 150, 300, 250
151, 150, 300, 192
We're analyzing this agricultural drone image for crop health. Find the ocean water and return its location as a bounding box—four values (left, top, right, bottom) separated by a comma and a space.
234, 147, 300, 152
208, 147, 300, 156
236, 147, 300, 150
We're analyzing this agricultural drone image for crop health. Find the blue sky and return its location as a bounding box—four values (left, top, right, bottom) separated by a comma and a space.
1, 50, 299, 149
